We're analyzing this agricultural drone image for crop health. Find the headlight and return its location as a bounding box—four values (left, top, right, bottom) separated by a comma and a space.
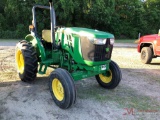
88, 38, 106, 45
110, 38, 115, 45
88, 37, 115, 45
94, 39, 106, 45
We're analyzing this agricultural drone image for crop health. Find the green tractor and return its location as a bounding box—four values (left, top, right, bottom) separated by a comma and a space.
15, 0, 122, 109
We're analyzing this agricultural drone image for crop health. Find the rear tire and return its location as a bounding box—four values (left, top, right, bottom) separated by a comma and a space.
95, 61, 122, 89
141, 47, 152, 64
15, 40, 38, 82
49, 68, 76, 109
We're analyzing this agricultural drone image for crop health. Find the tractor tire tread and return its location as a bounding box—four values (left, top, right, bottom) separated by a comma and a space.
95, 60, 122, 89
16, 40, 38, 82
49, 68, 76, 109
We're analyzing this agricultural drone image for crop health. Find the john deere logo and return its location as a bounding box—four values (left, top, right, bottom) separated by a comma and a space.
106, 48, 109, 52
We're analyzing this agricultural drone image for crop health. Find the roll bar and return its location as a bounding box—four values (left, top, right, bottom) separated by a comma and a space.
32, 0, 59, 49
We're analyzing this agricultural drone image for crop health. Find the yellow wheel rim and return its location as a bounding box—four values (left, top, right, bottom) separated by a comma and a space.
52, 78, 64, 101
99, 70, 112, 83
15, 49, 24, 74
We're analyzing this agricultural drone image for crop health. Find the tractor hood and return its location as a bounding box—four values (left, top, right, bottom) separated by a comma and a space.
61, 27, 114, 39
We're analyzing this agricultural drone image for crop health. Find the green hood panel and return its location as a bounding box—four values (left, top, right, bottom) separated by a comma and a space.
62, 27, 114, 39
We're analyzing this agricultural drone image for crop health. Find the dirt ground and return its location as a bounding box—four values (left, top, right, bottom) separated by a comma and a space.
0, 42, 160, 120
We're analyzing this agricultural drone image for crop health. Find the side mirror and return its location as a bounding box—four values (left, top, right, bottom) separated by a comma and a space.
138, 33, 141, 39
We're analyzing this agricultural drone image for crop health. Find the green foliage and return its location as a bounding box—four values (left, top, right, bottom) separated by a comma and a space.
0, 0, 160, 39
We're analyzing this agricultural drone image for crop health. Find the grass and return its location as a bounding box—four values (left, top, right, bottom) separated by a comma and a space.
77, 82, 160, 111
115, 39, 137, 43
0, 39, 19, 42
0, 72, 18, 82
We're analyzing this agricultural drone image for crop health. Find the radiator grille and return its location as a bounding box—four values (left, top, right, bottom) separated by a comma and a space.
80, 37, 113, 61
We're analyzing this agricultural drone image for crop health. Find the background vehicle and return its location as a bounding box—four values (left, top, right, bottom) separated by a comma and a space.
15, 0, 122, 109
137, 31, 160, 64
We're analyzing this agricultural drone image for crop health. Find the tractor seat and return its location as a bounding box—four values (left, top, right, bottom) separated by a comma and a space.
42, 30, 51, 43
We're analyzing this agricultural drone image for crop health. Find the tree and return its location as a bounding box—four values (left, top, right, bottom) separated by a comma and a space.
1, 0, 160, 39
142, 0, 160, 34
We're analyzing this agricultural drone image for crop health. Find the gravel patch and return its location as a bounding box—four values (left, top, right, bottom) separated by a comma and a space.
0, 41, 160, 120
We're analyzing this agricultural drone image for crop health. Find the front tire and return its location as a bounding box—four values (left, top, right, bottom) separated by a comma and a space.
141, 47, 152, 64
15, 40, 38, 82
49, 68, 76, 109
95, 61, 122, 89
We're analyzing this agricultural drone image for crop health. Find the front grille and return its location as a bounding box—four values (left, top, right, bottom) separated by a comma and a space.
80, 37, 113, 61
94, 45, 107, 61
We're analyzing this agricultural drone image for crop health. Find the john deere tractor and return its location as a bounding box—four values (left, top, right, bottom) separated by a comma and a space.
15, 0, 122, 109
